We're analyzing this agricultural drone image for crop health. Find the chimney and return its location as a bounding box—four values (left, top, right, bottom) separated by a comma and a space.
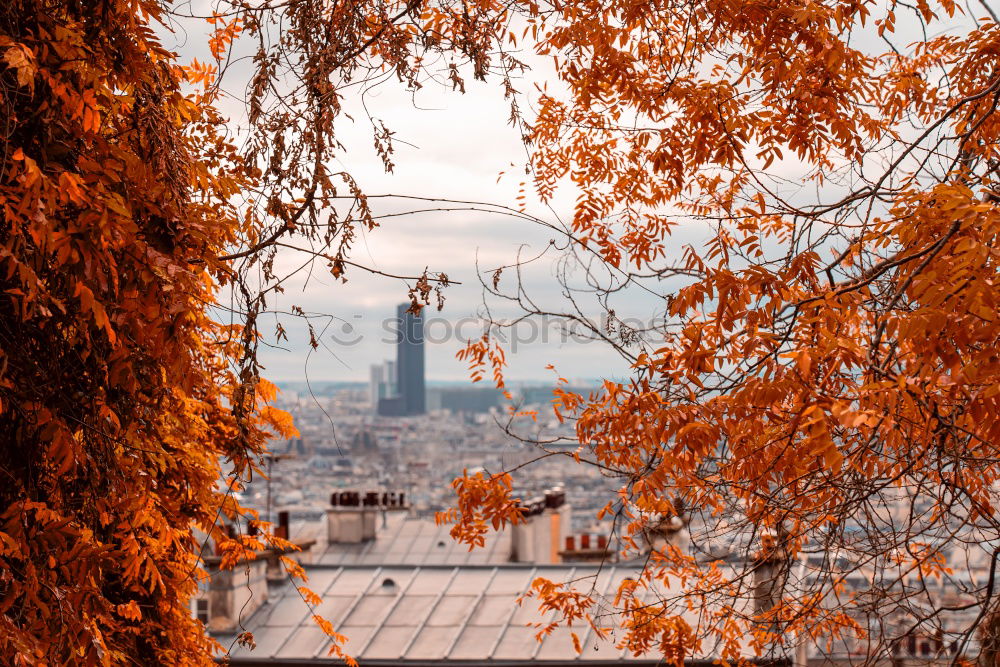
327, 490, 407, 543
545, 487, 565, 509
640, 500, 688, 554
266, 513, 317, 587
559, 533, 613, 563
510, 498, 536, 562
275, 510, 290, 540
201, 535, 268, 633
752, 530, 790, 638
511, 487, 572, 564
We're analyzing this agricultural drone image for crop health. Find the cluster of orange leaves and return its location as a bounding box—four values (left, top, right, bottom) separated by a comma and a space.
435, 471, 525, 549
446, 0, 1000, 662
0, 0, 530, 663
0, 1, 333, 664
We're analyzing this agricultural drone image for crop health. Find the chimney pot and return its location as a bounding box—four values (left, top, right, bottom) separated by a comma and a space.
276, 511, 290, 539
545, 487, 566, 509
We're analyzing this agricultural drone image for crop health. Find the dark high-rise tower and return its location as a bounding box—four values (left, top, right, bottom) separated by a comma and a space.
376, 303, 425, 416
396, 303, 425, 415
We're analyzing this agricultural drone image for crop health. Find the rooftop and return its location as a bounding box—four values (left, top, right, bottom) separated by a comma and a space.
221, 564, 679, 665
316, 512, 513, 567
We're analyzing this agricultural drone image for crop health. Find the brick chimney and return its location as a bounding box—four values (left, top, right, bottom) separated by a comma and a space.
560, 533, 613, 563
198, 524, 268, 633
195, 519, 318, 634
327, 490, 407, 543
639, 498, 689, 554
751, 530, 790, 640
511, 487, 572, 563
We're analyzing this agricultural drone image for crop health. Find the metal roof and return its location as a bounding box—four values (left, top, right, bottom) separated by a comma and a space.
221, 564, 686, 665
317, 513, 513, 567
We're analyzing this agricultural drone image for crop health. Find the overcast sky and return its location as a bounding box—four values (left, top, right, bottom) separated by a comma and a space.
166, 8, 654, 384
166, 3, 973, 384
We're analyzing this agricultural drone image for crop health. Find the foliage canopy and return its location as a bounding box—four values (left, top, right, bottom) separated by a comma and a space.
454, 0, 1000, 663
3, 0, 1000, 664
0, 0, 496, 663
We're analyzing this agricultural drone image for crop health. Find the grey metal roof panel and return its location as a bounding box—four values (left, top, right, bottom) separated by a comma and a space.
229, 564, 692, 664
487, 567, 535, 594
405, 624, 462, 660
311, 595, 357, 627
335, 625, 376, 655
468, 595, 520, 626
324, 567, 377, 595
365, 623, 419, 659
407, 568, 456, 594
245, 625, 297, 658
537, 627, 582, 661
361, 567, 417, 593
386, 595, 435, 626
265, 595, 314, 627
579, 636, 626, 661
425, 595, 477, 626
447, 625, 504, 660
300, 567, 342, 596
494, 625, 542, 660
319, 516, 512, 566
343, 594, 396, 626
445, 568, 494, 594
275, 626, 331, 660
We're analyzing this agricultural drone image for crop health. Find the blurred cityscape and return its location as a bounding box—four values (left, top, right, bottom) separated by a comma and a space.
240, 303, 616, 538
243, 377, 615, 538
206, 306, 991, 665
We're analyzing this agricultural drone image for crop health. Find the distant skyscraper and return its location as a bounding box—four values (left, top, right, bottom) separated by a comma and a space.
383, 360, 396, 395
376, 304, 425, 416
368, 364, 382, 407
369, 360, 398, 407
396, 303, 425, 415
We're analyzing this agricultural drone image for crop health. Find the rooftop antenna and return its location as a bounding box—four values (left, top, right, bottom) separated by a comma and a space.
264, 452, 296, 526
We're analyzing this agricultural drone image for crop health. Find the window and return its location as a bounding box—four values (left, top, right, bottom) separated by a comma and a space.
196, 598, 209, 625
